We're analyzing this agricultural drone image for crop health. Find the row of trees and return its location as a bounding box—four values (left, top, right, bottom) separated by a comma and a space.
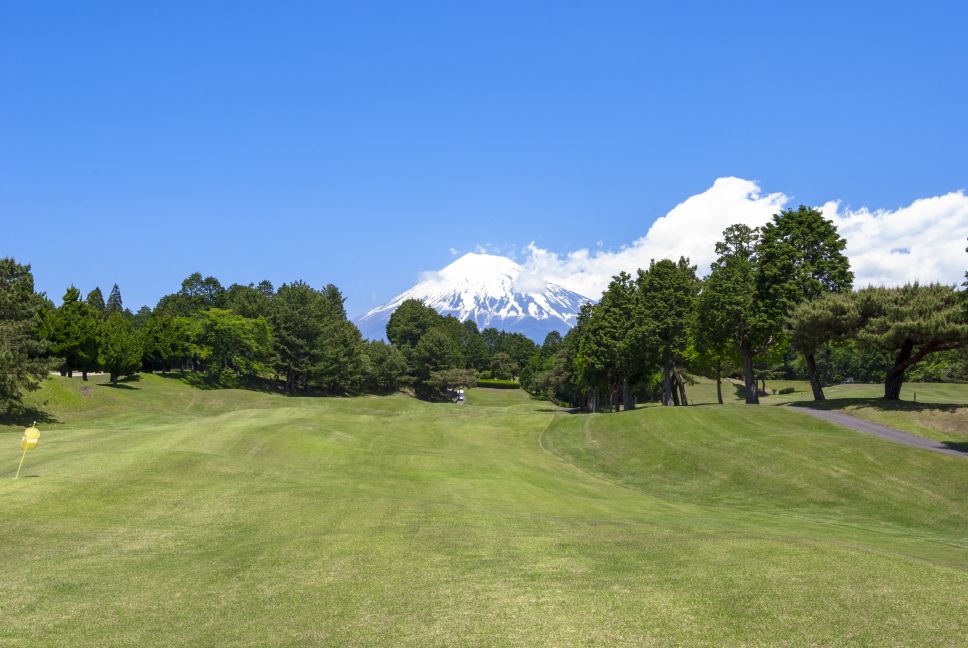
2, 227, 964, 413
0, 262, 546, 413
524, 209, 966, 409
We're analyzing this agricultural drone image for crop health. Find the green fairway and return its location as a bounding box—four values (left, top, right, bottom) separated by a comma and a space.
2, 375, 966, 646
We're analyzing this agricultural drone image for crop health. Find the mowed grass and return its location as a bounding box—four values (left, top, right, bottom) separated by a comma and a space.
686, 376, 968, 444
0, 375, 966, 646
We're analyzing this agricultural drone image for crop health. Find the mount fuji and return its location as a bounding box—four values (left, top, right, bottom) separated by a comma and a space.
356, 253, 593, 342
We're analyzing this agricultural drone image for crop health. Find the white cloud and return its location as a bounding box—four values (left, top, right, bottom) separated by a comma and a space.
516, 177, 968, 299
821, 192, 968, 288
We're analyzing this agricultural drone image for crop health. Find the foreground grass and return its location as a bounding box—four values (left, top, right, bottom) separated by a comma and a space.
1, 375, 966, 645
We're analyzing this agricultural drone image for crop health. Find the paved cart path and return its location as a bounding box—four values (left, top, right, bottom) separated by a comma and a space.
793, 407, 967, 459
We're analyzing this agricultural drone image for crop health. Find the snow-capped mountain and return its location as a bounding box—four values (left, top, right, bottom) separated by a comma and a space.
356, 253, 592, 342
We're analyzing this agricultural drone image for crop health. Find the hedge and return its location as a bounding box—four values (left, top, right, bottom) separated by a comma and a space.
475, 378, 521, 389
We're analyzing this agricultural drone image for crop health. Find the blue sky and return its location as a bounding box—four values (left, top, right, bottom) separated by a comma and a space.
2, 2, 966, 315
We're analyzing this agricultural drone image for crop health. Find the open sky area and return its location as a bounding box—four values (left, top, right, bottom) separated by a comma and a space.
2, 1, 967, 315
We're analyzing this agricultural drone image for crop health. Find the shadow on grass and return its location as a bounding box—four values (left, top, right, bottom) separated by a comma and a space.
153, 370, 280, 393
942, 441, 968, 453
0, 406, 59, 427
788, 397, 961, 414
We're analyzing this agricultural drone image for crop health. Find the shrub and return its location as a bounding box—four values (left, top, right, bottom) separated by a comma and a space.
778, 387, 796, 395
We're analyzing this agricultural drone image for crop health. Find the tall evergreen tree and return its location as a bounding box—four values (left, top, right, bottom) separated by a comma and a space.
106, 283, 123, 315
86, 287, 106, 315
0, 259, 51, 412
98, 312, 142, 384
638, 257, 699, 406
269, 281, 325, 393
576, 273, 643, 411
759, 206, 852, 400
50, 286, 101, 380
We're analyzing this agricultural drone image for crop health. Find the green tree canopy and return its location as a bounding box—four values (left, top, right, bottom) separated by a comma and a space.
98, 312, 142, 384
0, 258, 51, 412
86, 287, 105, 314
855, 284, 967, 399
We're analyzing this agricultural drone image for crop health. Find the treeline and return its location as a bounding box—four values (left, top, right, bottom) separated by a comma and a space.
1, 218, 965, 414
0, 263, 543, 412
523, 208, 967, 409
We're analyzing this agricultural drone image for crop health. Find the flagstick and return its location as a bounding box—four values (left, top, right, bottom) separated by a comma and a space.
14, 446, 28, 479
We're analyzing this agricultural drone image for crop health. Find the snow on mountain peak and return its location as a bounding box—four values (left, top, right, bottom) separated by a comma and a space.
356, 252, 592, 341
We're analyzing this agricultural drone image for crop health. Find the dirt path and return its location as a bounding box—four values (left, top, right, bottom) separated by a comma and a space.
793, 407, 967, 459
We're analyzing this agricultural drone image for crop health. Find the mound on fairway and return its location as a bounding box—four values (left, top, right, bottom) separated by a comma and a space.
1, 374, 966, 646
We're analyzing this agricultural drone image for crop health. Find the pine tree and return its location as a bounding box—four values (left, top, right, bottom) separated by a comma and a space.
0, 258, 51, 413
106, 284, 123, 315
759, 206, 852, 400
638, 258, 699, 406
86, 287, 106, 315
98, 312, 142, 384
855, 284, 967, 399
50, 286, 101, 380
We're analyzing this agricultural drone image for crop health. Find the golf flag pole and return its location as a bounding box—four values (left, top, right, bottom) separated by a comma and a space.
15, 422, 40, 480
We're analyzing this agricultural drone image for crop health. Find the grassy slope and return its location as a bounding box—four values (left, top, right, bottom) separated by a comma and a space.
0, 375, 965, 646
686, 376, 968, 444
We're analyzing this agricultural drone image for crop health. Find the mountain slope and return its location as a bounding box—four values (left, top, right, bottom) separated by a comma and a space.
356, 253, 592, 341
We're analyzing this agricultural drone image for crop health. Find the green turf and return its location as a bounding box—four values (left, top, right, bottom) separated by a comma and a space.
685, 376, 968, 445
1, 374, 966, 645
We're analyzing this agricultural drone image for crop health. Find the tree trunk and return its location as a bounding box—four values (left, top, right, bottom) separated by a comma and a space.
662, 358, 673, 406
675, 368, 688, 406
715, 365, 723, 405
741, 342, 758, 404
284, 369, 294, 394
805, 352, 825, 401
622, 376, 635, 411
671, 383, 681, 406
110, 371, 119, 385
59, 369, 67, 377
590, 388, 599, 413
82, 370, 88, 381
884, 340, 914, 400
67, 369, 73, 378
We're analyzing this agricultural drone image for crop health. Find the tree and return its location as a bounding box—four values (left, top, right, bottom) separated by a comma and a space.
704, 224, 802, 404
98, 312, 142, 384
855, 284, 967, 399
195, 308, 273, 381
106, 283, 123, 315
386, 299, 439, 348
0, 259, 51, 412
489, 352, 516, 380
429, 368, 479, 398
576, 273, 644, 411
270, 281, 326, 393
638, 258, 698, 406
758, 206, 852, 400
412, 327, 461, 397
180, 273, 225, 309
362, 340, 408, 392
314, 319, 366, 394
225, 281, 274, 319
50, 286, 101, 380
789, 292, 858, 395
141, 315, 193, 372
459, 320, 490, 370
86, 287, 105, 315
